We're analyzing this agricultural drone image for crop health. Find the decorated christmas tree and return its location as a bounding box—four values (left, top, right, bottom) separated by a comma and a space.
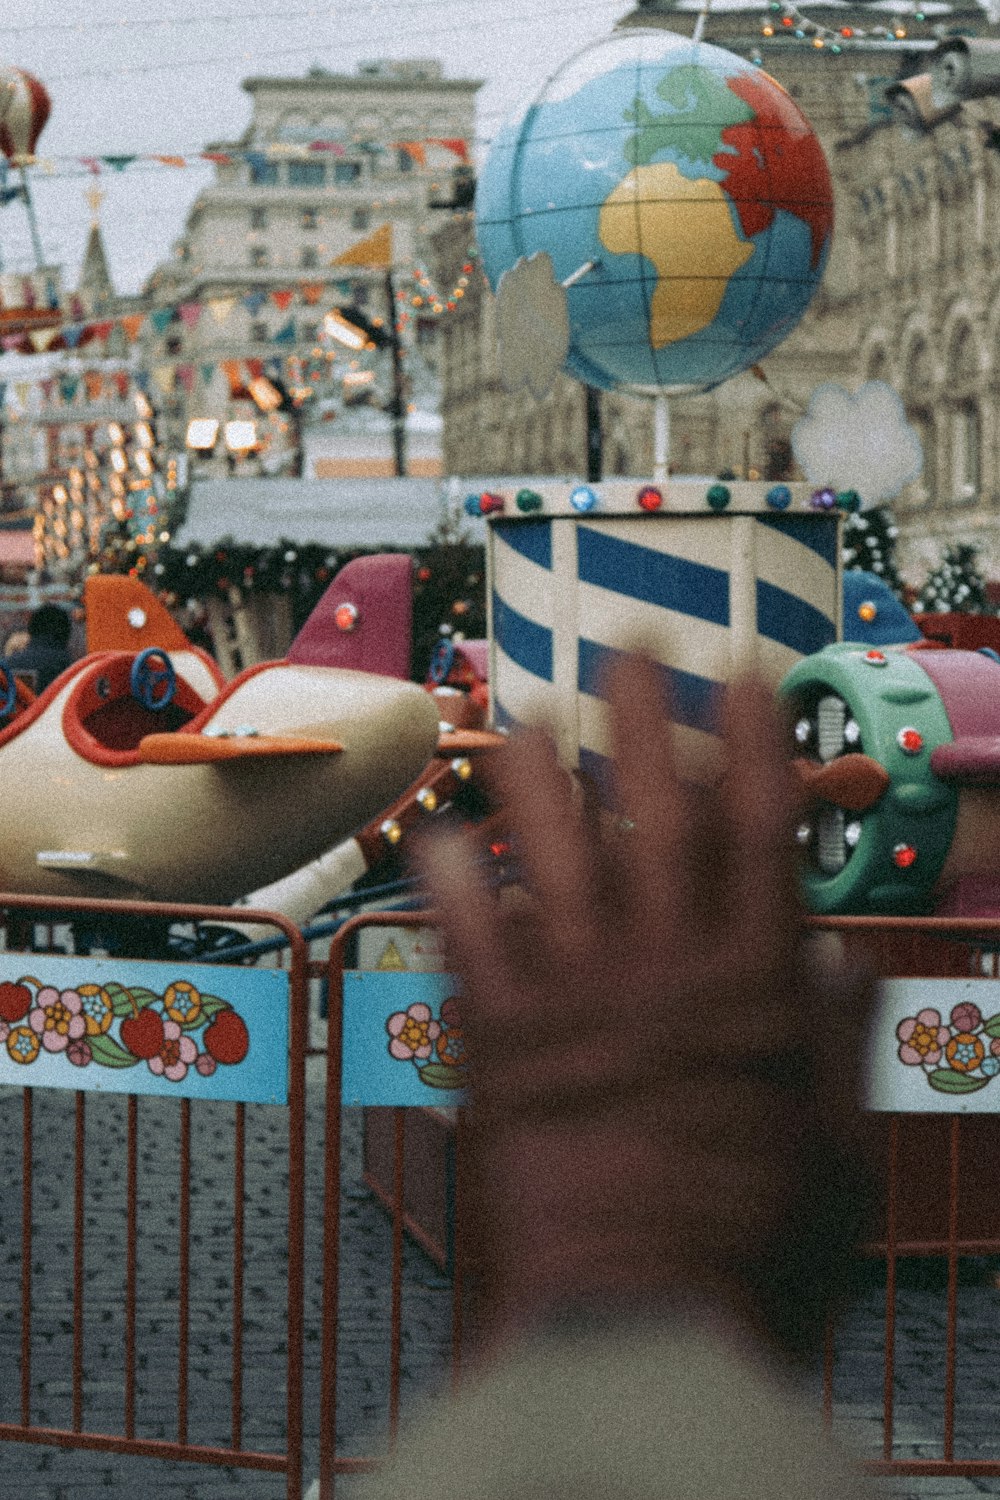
914, 543, 994, 614
841, 506, 906, 599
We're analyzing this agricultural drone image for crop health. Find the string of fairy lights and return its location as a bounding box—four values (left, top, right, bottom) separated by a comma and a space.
755, 0, 939, 53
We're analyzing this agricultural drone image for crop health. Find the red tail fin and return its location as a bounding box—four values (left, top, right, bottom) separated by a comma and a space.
287, 554, 412, 678
85, 575, 193, 654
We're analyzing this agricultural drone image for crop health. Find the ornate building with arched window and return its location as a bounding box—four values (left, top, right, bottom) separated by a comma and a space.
433, 0, 1000, 580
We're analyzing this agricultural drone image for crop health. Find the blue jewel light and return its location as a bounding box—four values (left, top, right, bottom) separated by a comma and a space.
765, 484, 792, 510
570, 485, 598, 513
464, 493, 482, 517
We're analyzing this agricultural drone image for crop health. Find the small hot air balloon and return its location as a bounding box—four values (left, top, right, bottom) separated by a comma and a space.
0, 67, 50, 162
0, 68, 51, 269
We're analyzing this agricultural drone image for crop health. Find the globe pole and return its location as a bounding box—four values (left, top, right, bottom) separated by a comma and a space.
653, 394, 670, 484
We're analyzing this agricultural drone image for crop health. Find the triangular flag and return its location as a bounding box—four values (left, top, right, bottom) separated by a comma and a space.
62, 325, 84, 348
271, 289, 295, 311
155, 155, 186, 168
393, 141, 426, 167
272, 319, 296, 345
246, 357, 265, 379
150, 307, 174, 334
40, 378, 54, 401
221, 360, 245, 396
84, 372, 104, 400
114, 371, 130, 398
79, 156, 101, 175
121, 313, 145, 342
331, 223, 392, 269
152, 365, 175, 395
242, 290, 267, 315
428, 138, 469, 161
201, 151, 233, 165
14, 381, 30, 404
176, 364, 195, 392
28, 329, 55, 353
59, 375, 79, 401
300, 282, 324, 305
309, 140, 346, 156
178, 301, 202, 328
207, 297, 235, 323
2, 337, 23, 354
200, 363, 216, 386
102, 155, 136, 171
90, 320, 114, 342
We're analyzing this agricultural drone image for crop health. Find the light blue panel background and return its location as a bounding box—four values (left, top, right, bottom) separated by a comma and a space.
342, 971, 467, 1107
0, 954, 289, 1106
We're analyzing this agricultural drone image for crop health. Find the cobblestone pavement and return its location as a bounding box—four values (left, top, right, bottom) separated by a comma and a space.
0, 1053, 996, 1498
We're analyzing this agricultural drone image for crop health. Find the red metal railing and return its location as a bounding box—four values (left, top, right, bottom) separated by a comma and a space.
0, 891, 308, 1498
815, 916, 1000, 1481
320, 909, 470, 1498
318, 909, 1000, 1495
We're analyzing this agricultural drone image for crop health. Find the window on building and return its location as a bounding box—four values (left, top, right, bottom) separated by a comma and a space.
906, 406, 935, 506
251, 246, 269, 268
301, 207, 318, 230
951, 402, 980, 502
351, 208, 371, 232
300, 246, 319, 269
396, 148, 414, 174
250, 207, 268, 231
416, 317, 436, 347
352, 282, 369, 307
249, 159, 279, 186
251, 320, 269, 343
334, 161, 362, 184
289, 160, 325, 187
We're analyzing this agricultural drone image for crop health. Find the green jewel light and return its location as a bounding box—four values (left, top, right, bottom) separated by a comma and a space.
516, 488, 543, 513
706, 483, 731, 512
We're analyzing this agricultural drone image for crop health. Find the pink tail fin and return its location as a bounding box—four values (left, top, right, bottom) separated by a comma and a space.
287, 554, 412, 678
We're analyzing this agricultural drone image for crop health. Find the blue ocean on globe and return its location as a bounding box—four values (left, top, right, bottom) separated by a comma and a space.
475, 27, 834, 395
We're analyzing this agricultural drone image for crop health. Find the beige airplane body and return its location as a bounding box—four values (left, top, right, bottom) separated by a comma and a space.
0, 568, 440, 905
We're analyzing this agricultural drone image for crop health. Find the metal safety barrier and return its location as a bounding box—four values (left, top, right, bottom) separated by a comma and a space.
0, 891, 308, 1499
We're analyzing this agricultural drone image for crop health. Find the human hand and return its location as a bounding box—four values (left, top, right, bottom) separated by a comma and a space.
421, 654, 877, 1365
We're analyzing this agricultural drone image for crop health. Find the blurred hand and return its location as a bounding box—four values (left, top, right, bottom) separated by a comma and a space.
422, 655, 876, 1366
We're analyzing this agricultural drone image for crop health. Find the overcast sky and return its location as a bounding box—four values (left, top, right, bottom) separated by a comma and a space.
0, 0, 626, 293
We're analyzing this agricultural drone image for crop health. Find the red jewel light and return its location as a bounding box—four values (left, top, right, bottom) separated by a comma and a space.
864, 650, 887, 666
637, 485, 663, 512
334, 602, 359, 632
479, 492, 504, 515
489, 839, 511, 858
893, 843, 917, 869
897, 727, 923, 754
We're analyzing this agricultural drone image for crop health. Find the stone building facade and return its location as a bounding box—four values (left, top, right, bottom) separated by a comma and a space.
432, 0, 1000, 581
140, 60, 479, 479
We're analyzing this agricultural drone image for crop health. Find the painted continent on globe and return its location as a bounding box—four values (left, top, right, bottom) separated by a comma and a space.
476, 29, 834, 395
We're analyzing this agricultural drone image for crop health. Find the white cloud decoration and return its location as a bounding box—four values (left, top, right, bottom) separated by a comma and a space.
791, 381, 924, 506
495, 252, 570, 402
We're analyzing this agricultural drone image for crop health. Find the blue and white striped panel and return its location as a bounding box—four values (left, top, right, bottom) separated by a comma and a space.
575, 515, 838, 790
753, 514, 839, 682
577, 518, 736, 789
490, 513, 839, 787
490, 519, 555, 732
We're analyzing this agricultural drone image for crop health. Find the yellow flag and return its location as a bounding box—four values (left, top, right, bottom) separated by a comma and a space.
207, 296, 236, 323
330, 223, 392, 269
28, 329, 55, 353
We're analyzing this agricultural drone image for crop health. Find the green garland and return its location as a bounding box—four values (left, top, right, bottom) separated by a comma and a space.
842, 506, 906, 599
914, 543, 994, 615
92, 529, 486, 680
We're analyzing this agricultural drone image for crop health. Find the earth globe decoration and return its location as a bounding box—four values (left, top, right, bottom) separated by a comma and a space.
475, 26, 834, 397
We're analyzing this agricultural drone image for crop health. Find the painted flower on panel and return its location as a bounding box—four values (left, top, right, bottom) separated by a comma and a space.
945, 1032, 985, 1074
29, 988, 86, 1053
949, 1002, 982, 1035
386, 1003, 441, 1061
896, 1009, 949, 1066
148, 1019, 198, 1083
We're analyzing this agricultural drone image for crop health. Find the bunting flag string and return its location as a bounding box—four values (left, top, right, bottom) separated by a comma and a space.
9, 136, 471, 181
0, 235, 481, 359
